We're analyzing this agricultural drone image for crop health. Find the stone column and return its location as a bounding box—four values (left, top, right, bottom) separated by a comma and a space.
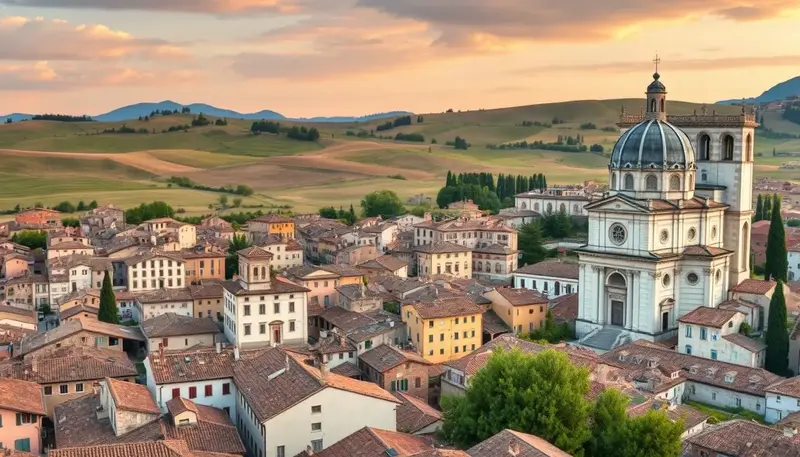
593, 265, 604, 324
673, 267, 682, 322
626, 271, 634, 329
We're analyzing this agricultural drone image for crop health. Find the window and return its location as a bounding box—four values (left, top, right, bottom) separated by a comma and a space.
669, 174, 681, 191
244, 324, 251, 335
645, 174, 658, 190
274, 303, 280, 313
44, 386, 52, 396
289, 320, 296, 332
710, 349, 718, 360
415, 377, 421, 388
259, 304, 266, 315
222, 383, 231, 395
685, 326, 692, 338
14, 438, 31, 452
711, 392, 716, 401
311, 440, 323, 452
687, 272, 699, 285
172, 388, 180, 398
623, 173, 634, 190
205, 385, 213, 397
609, 223, 627, 246
700, 327, 707, 340
428, 335, 433, 343
289, 302, 295, 313
76, 383, 84, 393
189, 386, 197, 399
735, 397, 742, 408
685, 345, 692, 355
311, 422, 322, 432
15, 414, 34, 425
60, 384, 69, 394
260, 323, 266, 334
244, 305, 251, 316
277, 446, 285, 457
311, 405, 322, 414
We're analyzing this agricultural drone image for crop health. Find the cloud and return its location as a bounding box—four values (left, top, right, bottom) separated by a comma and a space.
0, 16, 188, 61
0, 61, 198, 90
525, 54, 800, 73
356, 0, 800, 45
0, 0, 316, 14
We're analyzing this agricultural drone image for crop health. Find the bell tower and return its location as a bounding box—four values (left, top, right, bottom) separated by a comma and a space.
645, 54, 667, 122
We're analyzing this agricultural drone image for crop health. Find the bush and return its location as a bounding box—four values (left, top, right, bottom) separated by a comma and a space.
394, 132, 425, 142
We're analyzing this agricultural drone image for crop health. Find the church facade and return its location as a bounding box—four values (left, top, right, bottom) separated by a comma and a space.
576, 71, 757, 349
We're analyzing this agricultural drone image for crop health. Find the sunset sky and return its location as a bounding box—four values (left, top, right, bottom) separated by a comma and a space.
2, 0, 800, 117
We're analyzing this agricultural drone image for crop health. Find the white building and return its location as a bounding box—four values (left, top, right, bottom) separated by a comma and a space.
222, 247, 309, 349
134, 288, 194, 322
125, 252, 186, 292
678, 306, 765, 368
142, 218, 197, 249
765, 377, 800, 423
234, 347, 399, 457
513, 258, 579, 298
259, 235, 304, 271
577, 70, 755, 350
47, 255, 112, 304
514, 191, 591, 217
140, 312, 219, 352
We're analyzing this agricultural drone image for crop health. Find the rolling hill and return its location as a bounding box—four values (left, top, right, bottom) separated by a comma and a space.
718, 75, 800, 104
0, 97, 797, 216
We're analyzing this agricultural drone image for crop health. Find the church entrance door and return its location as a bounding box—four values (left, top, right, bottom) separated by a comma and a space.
611, 300, 624, 326
662, 312, 669, 332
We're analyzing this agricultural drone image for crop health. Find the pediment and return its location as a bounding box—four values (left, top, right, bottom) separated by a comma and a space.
585, 195, 650, 214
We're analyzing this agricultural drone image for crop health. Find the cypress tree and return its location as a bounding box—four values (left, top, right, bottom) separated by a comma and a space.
446, 170, 453, 187
497, 173, 505, 199
98, 272, 119, 324
755, 194, 763, 221
765, 281, 789, 375
765, 196, 788, 282
763, 194, 772, 221
542, 175, 548, 190
487, 173, 495, 192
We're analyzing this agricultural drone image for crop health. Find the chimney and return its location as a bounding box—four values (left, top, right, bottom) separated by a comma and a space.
215, 342, 221, 354
319, 362, 329, 384
285, 353, 290, 372
233, 347, 240, 361
508, 442, 520, 456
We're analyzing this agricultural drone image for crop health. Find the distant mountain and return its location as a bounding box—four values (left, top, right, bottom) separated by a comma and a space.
717, 75, 800, 105
0, 113, 33, 123
1, 101, 411, 123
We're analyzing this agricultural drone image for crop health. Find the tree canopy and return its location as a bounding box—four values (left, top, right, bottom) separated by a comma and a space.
10, 230, 47, 250
98, 272, 120, 324
226, 234, 251, 279
518, 222, 549, 266
360, 190, 405, 219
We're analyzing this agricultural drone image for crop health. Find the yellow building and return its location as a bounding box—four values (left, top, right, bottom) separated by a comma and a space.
413, 241, 472, 279
246, 214, 296, 242
402, 297, 483, 363
483, 287, 549, 335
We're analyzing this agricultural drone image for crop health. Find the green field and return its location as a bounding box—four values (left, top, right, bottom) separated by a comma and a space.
1, 98, 798, 215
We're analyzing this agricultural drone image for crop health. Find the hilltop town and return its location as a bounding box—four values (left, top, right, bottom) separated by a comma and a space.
1, 70, 800, 457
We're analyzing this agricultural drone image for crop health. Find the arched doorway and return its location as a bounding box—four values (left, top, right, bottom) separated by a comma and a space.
606, 272, 627, 327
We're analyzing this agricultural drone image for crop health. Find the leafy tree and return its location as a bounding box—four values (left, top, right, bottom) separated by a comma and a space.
518, 222, 548, 266
53, 201, 76, 213
232, 197, 243, 208
10, 230, 47, 249
765, 281, 790, 375
218, 195, 229, 208
765, 196, 788, 282
441, 349, 590, 454
523, 310, 573, 343
453, 136, 469, 150
318, 206, 338, 219
76, 200, 87, 211
226, 234, 251, 279
619, 410, 683, 457
360, 190, 404, 218
125, 201, 175, 224
98, 272, 120, 324
62, 217, 80, 228
586, 390, 629, 457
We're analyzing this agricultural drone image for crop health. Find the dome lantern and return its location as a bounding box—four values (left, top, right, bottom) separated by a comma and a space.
645, 54, 667, 121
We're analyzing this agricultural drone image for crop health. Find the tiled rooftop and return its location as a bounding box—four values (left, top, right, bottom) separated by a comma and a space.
0, 377, 46, 415
394, 392, 442, 434
106, 377, 160, 415
685, 419, 800, 457
405, 297, 484, 319
359, 344, 431, 373
141, 313, 220, 338
467, 429, 571, 457
294, 427, 433, 457
492, 287, 549, 306
0, 345, 137, 384
17, 319, 145, 355
678, 306, 742, 328
731, 279, 777, 295
513, 258, 579, 279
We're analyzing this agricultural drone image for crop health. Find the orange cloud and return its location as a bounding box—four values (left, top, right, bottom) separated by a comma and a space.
0, 16, 188, 61
0, 0, 309, 14
0, 61, 198, 90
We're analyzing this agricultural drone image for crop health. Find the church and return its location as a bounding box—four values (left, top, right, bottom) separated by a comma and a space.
576, 68, 757, 350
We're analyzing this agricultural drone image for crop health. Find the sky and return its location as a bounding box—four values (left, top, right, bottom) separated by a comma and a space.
2, 0, 800, 117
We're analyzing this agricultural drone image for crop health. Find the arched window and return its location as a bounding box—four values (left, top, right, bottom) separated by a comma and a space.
546, 203, 553, 213
495, 263, 502, 274
559, 203, 566, 213
685, 345, 692, 355
745, 134, 753, 161
611, 173, 617, 189
607, 272, 626, 288
252, 266, 258, 279
650, 99, 656, 112
623, 173, 634, 190
534, 202, 540, 211
521, 202, 527, 209
645, 174, 658, 191
554, 281, 561, 295
741, 222, 749, 271
261, 266, 266, 279
573, 204, 579, 213
485, 263, 491, 273
723, 135, 734, 161
698, 134, 711, 160
476, 261, 482, 272
660, 98, 665, 112
701, 170, 707, 182
669, 174, 680, 191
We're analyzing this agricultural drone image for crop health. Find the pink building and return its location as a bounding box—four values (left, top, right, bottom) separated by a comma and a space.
0, 378, 45, 454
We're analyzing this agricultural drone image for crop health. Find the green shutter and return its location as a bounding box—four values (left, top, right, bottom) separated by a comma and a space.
390, 380, 396, 391
16, 413, 21, 426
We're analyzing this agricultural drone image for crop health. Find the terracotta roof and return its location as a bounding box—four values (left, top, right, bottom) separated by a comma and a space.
0, 450, 39, 457
236, 246, 273, 259
682, 245, 733, 258
514, 258, 579, 279
318, 307, 378, 332
234, 348, 397, 423
549, 293, 579, 323
473, 243, 518, 255
0, 303, 37, 324
148, 346, 260, 384
481, 309, 511, 335
359, 344, 431, 373
123, 251, 186, 266
0, 345, 137, 384
319, 264, 364, 277
336, 283, 382, 301
413, 217, 516, 234
295, 427, 433, 457
731, 279, 776, 295
17, 319, 144, 355
0, 377, 46, 415
309, 334, 357, 354
718, 299, 761, 311
602, 340, 782, 397
187, 282, 225, 300
251, 213, 294, 224
766, 376, 800, 397
405, 297, 484, 319
178, 248, 226, 260
678, 306, 742, 328
162, 399, 245, 455
626, 399, 709, 431
142, 313, 220, 338
409, 451, 469, 457
358, 254, 408, 272
467, 429, 571, 457
50, 241, 94, 251
220, 277, 309, 296
413, 241, 471, 254
722, 334, 766, 353
48, 441, 195, 457
395, 392, 442, 434
445, 335, 597, 377
136, 288, 194, 304
685, 419, 800, 457
105, 377, 160, 414
330, 361, 362, 378
492, 287, 549, 306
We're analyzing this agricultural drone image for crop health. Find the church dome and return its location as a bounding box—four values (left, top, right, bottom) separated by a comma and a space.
610, 118, 695, 170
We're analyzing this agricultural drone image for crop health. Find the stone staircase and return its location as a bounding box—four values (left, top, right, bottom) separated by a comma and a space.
580, 327, 630, 352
